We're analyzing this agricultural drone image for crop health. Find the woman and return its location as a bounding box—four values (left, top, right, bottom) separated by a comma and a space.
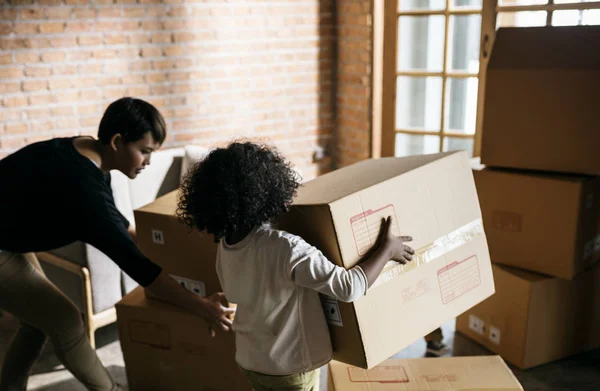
0, 98, 233, 391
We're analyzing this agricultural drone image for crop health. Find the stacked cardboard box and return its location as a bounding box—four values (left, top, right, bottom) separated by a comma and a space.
456, 25, 600, 369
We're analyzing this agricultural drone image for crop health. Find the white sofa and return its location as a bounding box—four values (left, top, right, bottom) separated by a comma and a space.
36, 145, 209, 347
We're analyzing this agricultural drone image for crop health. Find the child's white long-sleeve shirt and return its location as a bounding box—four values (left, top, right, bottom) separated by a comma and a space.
216, 224, 368, 375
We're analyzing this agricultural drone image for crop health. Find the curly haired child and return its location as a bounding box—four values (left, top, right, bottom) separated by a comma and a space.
177, 141, 414, 391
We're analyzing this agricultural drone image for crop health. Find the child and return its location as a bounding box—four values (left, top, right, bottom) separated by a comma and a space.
177, 141, 414, 391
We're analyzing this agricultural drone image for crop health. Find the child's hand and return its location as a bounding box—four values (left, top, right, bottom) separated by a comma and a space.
200, 292, 236, 337
378, 216, 414, 264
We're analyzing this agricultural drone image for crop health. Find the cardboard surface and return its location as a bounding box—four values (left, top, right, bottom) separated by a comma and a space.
480, 26, 600, 175
116, 288, 250, 391
456, 264, 600, 369
134, 191, 223, 296
473, 166, 600, 279
277, 151, 495, 369
327, 356, 523, 390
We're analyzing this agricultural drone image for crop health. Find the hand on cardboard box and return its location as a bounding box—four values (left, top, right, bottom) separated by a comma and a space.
360, 216, 414, 287
201, 292, 236, 337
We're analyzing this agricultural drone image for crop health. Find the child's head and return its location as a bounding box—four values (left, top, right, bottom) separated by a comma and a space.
98, 97, 166, 145
98, 97, 167, 179
177, 141, 300, 241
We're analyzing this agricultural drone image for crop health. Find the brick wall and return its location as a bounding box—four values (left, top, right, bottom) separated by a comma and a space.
0, 0, 339, 179
335, 0, 372, 168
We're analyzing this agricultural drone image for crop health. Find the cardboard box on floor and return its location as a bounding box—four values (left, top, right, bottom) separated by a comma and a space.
480, 26, 600, 175
456, 264, 600, 369
134, 190, 221, 298
116, 287, 251, 391
473, 163, 600, 279
277, 151, 495, 369
327, 356, 523, 390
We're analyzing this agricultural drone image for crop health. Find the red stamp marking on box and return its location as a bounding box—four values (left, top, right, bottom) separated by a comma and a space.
350, 204, 399, 256
437, 255, 481, 304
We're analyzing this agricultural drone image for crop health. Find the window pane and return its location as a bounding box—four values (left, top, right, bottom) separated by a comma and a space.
395, 133, 440, 157
552, 10, 583, 26
445, 77, 478, 135
399, 0, 446, 11
398, 16, 445, 72
554, 0, 598, 3
448, 15, 482, 73
499, 0, 547, 4
583, 9, 600, 25
452, 0, 483, 8
497, 11, 547, 27
396, 76, 443, 131
443, 137, 474, 157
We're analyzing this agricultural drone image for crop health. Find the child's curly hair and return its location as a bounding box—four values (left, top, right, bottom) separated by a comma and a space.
177, 141, 301, 241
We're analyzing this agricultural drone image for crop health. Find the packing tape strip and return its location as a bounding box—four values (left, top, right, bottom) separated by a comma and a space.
370, 218, 484, 290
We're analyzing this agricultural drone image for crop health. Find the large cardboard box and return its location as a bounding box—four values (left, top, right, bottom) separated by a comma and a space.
135, 191, 221, 297
456, 264, 600, 369
116, 287, 251, 391
327, 356, 523, 390
480, 26, 600, 175
277, 151, 495, 369
473, 165, 600, 279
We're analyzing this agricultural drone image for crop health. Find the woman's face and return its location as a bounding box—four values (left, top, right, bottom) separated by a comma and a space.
117, 132, 161, 179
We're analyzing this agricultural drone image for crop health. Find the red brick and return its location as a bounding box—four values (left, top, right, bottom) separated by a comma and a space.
104, 35, 127, 45
96, 0, 115, 4
51, 106, 75, 116
145, 72, 167, 83
46, 7, 73, 19
121, 74, 145, 84
141, 47, 162, 57
141, 20, 162, 31
78, 103, 100, 115
21, 8, 44, 20
163, 0, 184, 4
66, 0, 89, 5
28, 94, 53, 106
65, 22, 90, 33
175, 58, 193, 68
42, 52, 67, 63
0, 67, 22, 79
0, 23, 11, 35
3, 96, 28, 107
151, 33, 172, 44
51, 37, 76, 48
147, 7, 167, 17
74, 9, 96, 19
79, 90, 102, 101
78, 35, 102, 46
121, 21, 141, 31
139, 0, 163, 4
164, 46, 184, 57
124, 8, 145, 18
168, 6, 187, 17
152, 59, 176, 70
1, 38, 27, 50
127, 34, 149, 44
104, 87, 127, 100
30, 121, 54, 132
69, 51, 92, 61
5, 123, 29, 135
11, 23, 38, 34
0, 82, 20, 94
127, 85, 150, 96
171, 83, 191, 94
98, 8, 122, 18
53, 91, 79, 103
93, 49, 117, 59
119, 48, 140, 59
0, 9, 18, 20
130, 61, 152, 71
48, 78, 73, 90
173, 32, 195, 43
150, 85, 168, 95
174, 107, 195, 118
0, 137, 26, 149
56, 118, 80, 128
25, 38, 51, 49
40, 22, 65, 34
25, 66, 52, 77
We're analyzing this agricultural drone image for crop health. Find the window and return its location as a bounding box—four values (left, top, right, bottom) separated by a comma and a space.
378, 0, 600, 158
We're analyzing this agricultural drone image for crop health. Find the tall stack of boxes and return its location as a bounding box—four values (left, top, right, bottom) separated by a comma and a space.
116, 150, 504, 389
456, 25, 600, 369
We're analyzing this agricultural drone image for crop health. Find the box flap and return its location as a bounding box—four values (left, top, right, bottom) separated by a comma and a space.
136, 190, 179, 216
489, 26, 600, 70
293, 152, 460, 206
329, 356, 523, 390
